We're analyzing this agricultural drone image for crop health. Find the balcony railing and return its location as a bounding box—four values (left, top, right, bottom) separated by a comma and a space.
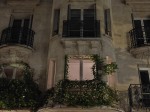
128, 84, 150, 110
128, 27, 150, 49
0, 27, 35, 48
62, 20, 100, 38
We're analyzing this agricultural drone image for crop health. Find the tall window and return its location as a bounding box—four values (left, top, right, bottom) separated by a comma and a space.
9, 15, 33, 44
63, 4, 100, 37
133, 19, 150, 46
68, 56, 94, 81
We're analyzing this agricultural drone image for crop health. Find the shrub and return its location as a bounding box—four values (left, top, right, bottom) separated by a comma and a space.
0, 65, 41, 110
44, 79, 118, 107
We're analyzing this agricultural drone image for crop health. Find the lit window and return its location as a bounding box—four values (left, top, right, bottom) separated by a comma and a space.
68, 56, 94, 81
0, 65, 24, 79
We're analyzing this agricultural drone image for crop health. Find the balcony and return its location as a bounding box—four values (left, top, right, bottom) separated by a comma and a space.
0, 27, 35, 63
62, 20, 100, 38
0, 27, 35, 48
128, 27, 150, 57
6, 0, 40, 6
128, 84, 150, 110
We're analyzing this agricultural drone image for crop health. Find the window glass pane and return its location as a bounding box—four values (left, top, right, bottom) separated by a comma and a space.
83, 9, 94, 20
70, 9, 81, 20
68, 59, 80, 80
83, 59, 94, 80
4, 68, 13, 79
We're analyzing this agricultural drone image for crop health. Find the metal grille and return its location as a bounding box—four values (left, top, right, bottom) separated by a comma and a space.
0, 27, 35, 47
128, 27, 150, 49
62, 20, 100, 38
128, 84, 150, 110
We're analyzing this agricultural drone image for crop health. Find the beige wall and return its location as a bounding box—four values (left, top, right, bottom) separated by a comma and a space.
0, 0, 52, 90
47, 0, 117, 88
112, 0, 150, 90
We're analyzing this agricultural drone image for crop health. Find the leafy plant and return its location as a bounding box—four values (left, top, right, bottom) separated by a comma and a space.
44, 80, 118, 107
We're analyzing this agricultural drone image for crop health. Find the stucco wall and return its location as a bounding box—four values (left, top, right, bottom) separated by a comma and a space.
112, 0, 150, 90
0, 0, 52, 90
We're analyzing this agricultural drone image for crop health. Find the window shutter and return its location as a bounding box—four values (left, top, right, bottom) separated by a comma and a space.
67, 4, 71, 20
131, 13, 134, 28
104, 9, 111, 36
94, 4, 96, 20
52, 9, 60, 36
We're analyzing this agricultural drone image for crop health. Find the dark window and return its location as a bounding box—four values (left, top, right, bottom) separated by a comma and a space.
8, 15, 33, 44
133, 19, 150, 46
63, 5, 100, 38
70, 9, 81, 20
140, 70, 149, 85
83, 9, 94, 20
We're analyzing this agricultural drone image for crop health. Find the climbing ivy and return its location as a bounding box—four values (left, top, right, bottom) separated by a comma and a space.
44, 55, 118, 107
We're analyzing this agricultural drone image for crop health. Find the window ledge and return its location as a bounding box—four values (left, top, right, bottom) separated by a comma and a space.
126, 0, 150, 4
6, 0, 40, 6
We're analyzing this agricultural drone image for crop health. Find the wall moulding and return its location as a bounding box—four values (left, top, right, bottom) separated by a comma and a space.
6, 0, 40, 6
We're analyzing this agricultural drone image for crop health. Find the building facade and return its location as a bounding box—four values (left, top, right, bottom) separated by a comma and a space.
0, 0, 150, 111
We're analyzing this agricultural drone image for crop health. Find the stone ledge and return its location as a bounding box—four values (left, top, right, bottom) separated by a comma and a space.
38, 107, 124, 112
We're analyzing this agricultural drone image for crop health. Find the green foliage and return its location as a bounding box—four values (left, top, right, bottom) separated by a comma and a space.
0, 63, 41, 110
91, 55, 118, 79
104, 62, 118, 74
64, 55, 69, 79
45, 80, 118, 107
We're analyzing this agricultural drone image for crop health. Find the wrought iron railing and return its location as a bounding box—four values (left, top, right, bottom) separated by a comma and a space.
0, 27, 35, 47
128, 27, 150, 49
62, 20, 100, 38
128, 84, 150, 110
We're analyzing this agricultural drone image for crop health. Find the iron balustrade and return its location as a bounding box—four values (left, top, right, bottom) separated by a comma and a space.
128, 84, 150, 110
0, 27, 35, 47
62, 20, 100, 38
128, 27, 150, 49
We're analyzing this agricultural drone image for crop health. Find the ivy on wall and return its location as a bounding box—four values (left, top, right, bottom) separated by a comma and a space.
43, 54, 118, 107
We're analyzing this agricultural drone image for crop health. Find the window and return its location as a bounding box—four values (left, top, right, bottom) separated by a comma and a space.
63, 4, 100, 37
52, 9, 60, 36
9, 14, 33, 44
133, 19, 150, 46
139, 67, 150, 85
68, 56, 94, 81
0, 66, 23, 79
